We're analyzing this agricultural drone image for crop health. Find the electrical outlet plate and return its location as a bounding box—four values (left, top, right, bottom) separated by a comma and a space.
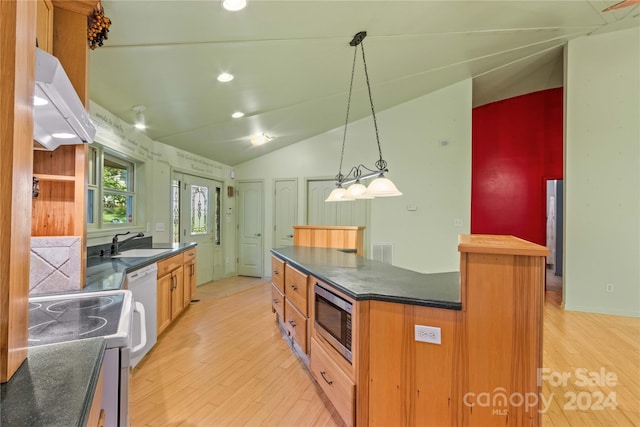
415, 325, 441, 344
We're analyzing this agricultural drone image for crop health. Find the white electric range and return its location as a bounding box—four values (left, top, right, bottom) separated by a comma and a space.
28, 290, 146, 427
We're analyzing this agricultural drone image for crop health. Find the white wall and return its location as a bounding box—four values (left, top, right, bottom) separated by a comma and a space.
88, 102, 238, 278
235, 79, 472, 274
564, 27, 640, 317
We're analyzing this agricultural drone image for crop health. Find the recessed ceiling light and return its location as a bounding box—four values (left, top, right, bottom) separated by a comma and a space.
251, 133, 273, 147
217, 72, 234, 83
134, 123, 147, 130
231, 111, 245, 119
221, 0, 247, 11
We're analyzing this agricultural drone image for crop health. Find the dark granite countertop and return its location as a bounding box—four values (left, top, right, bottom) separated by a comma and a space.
271, 246, 461, 310
85, 242, 196, 291
1, 338, 106, 427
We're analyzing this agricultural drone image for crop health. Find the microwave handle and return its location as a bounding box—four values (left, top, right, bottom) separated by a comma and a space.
131, 301, 147, 355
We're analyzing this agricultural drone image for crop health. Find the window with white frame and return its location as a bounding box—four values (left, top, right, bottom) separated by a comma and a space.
88, 146, 138, 228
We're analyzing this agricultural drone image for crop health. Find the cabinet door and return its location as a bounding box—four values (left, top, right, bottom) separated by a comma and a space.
157, 274, 172, 335
271, 284, 285, 322
310, 338, 355, 427
171, 266, 185, 320
368, 301, 459, 427
183, 260, 196, 310
284, 264, 308, 316
284, 298, 308, 353
271, 256, 285, 292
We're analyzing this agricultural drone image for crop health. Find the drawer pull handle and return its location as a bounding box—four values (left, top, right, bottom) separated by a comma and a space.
273, 270, 279, 275
290, 285, 297, 291
273, 299, 279, 304
320, 371, 333, 385
288, 320, 296, 328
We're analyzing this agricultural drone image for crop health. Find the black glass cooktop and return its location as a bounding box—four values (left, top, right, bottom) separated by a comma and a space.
28, 293, 124, 347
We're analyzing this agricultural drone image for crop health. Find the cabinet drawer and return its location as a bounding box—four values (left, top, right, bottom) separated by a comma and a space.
182, 248, 196, 263
284, 264, 308, 316
284, 299, 308, 354
310, 338, 355, 427
157, 254, 182, 277
271, 284, 284, 320
271, 256, 285, 293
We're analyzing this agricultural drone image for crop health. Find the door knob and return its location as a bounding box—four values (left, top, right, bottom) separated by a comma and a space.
254, 233, 261, 237
286, 234, 294, 238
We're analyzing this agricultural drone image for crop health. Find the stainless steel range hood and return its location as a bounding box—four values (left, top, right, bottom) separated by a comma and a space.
33, 48, 96, 150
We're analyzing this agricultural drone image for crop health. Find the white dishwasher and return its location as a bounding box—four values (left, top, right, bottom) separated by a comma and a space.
127, 263, 158, 368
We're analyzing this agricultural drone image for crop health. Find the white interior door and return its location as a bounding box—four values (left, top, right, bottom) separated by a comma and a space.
273, 179, 297, 248
237, 180, 263, 277
307, 179, 369, 226
173, 172, 221, 285
307, 179, 370, 257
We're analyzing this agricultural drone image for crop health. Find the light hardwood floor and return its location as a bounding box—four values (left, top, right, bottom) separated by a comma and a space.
130, 279, 639, 426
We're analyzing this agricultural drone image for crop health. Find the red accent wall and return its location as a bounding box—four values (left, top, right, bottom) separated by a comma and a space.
471, 88, 563, 246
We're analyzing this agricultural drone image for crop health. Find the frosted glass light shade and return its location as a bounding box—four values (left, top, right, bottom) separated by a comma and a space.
325, 187, 355, 202
347, 182, 374, 199
365, 176, 402, 197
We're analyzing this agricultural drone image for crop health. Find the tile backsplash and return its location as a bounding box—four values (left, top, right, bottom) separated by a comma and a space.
30, 236, 81, 294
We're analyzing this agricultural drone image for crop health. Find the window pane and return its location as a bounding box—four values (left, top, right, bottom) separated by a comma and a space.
172, 179, 180, 243
87, 188, 94, 224
104, 157, 132, 191
88, 148, 97, 186
103, 192, 133, 224
191, 185, 208, 235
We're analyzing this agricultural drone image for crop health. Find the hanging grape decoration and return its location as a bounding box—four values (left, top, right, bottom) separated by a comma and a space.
87, 2, 112, 50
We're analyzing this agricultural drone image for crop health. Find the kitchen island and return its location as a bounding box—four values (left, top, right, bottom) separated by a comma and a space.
271, 234, 548, 427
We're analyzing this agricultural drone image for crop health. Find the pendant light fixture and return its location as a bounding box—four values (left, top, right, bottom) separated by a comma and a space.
325, 31, 402, 202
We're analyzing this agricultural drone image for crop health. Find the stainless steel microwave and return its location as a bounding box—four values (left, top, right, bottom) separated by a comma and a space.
314, 283, 353, 363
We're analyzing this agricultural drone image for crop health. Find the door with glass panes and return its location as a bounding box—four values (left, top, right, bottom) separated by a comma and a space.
172, 172, 223, 284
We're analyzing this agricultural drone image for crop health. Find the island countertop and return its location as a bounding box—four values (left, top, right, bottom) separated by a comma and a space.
271, 246, 461, 310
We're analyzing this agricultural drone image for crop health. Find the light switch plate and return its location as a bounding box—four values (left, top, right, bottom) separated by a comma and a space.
155, 222, 165, 232
415, 325, 441, 344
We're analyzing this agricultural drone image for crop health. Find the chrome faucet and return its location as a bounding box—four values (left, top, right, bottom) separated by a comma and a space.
110, 231, 144, 255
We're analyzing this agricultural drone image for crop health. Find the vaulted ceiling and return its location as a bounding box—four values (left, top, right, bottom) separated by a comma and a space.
89, 0, 640, 166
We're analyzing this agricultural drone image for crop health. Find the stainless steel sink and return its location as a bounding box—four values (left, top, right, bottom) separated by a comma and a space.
111, 249, 170, 258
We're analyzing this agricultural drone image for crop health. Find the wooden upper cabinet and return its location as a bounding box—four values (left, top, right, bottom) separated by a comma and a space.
36, 0, 54, 53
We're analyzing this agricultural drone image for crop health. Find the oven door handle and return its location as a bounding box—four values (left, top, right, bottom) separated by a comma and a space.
130, 301, 147, 356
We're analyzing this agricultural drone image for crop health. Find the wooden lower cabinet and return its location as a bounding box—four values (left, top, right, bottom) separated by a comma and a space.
157, 273, 172, 335
368, 301, 461, 427
284, 298, 308, 353
271, 284, 284, 321
170, 265, 185, 320
272, 256, 285, 293
183, 248, 197, 309
157, 252, 192, 336
271, 255, 310, 354
310, 338, 355, 427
